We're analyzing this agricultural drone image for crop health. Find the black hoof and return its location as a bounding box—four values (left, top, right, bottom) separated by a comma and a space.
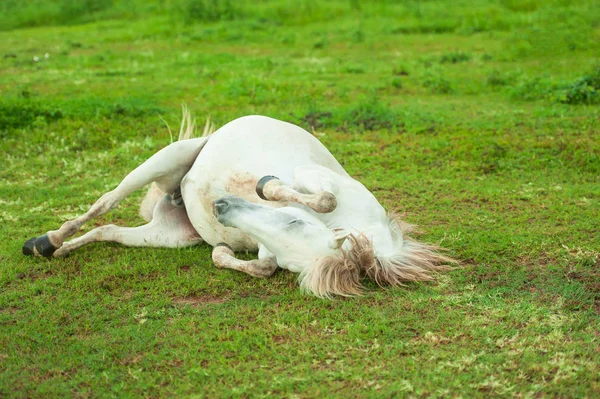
22, 238, 36, 256
22, 234, 57, 258
215, 242, 234, 252
256, 175, 279, 200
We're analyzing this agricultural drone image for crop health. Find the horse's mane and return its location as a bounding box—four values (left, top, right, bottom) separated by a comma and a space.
364, 213, 456, 286
298, 235, 365, 298
297, 214, 455, 298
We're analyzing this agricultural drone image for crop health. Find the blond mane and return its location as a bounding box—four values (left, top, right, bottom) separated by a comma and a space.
297, 216, 456, 298
298, 235, 366, 298
364, 213, 456, 286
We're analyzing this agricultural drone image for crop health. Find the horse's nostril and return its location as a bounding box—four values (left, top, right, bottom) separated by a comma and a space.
213, 199, 229, 216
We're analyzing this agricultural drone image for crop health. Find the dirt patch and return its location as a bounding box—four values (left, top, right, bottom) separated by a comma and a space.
300, 111, 332, 129
0, 306, 20, 315
224, 171, 259, 198
567, 270, 600, 284
272, 335, 290, 344
17, 270, 55, 281
120, 353, 143, 366
224, 171, 286, 208
172, 296, 227, 306
566, 271, 600, 295
464, 267, 505, 287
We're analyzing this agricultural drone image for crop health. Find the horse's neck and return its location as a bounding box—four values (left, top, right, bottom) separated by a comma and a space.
327, 178, 397, 257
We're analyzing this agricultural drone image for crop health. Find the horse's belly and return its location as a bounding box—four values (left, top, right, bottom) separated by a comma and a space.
181, 115, 345, 250
180, 169, 258, 250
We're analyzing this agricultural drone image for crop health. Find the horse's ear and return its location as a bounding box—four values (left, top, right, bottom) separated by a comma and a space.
329, 229, 350, 249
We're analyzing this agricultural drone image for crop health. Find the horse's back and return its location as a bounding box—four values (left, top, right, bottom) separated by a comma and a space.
198, 115, 345, 180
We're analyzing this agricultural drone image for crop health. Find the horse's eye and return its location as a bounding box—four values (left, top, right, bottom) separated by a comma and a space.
287, 219, 304, 226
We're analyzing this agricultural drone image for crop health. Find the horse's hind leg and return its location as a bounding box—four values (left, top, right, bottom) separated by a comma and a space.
211, 244, 278, 278
54, 195, 202, 257
255, 165, 340, 213
23, 137, 208, 257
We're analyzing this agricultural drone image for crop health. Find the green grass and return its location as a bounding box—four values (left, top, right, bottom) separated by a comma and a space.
1, 0, 599, 397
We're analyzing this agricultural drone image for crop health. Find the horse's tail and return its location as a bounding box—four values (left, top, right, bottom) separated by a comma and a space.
140, 106, 215, 222
362, 215, 457, 286
176, 104, 215, 141
139, 182, 166, 222
298, 236, 364, 298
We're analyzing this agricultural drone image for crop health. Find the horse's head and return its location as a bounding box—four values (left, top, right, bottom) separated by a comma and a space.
213, 196, 349, 268
213, 196, 362, 297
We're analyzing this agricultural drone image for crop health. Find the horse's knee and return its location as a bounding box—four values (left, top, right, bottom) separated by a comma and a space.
212, 243, 235, 268
212, 243, 278, 278
312, 192, 337, 213
237, 258, 278, 278
96, 191, 120, 214
249, 258, 278, 278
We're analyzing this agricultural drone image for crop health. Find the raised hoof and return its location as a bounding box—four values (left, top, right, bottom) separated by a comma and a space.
22, 234, 57, 258
256, 175, 279, 200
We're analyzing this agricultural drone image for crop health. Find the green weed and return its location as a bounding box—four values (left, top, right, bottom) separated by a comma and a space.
340, 95, 399, 131
486, 69, 519, 88
421, 69, 454, 94
390, 77, 403, 90
509, 76, 553, 101
174, 0, 239, 23
298, 95, 401, 132
508, 67, 600, 105
392, 65, 410, 77
554, 66, 600, 105
439, 51, 472, 64
500, 0, 539, 12
0, 98, 63, 131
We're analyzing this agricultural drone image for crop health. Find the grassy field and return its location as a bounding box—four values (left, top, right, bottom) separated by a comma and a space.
1, 0, 599, 397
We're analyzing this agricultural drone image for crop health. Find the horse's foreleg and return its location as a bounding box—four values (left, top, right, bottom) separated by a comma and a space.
211, 244, 278, 278
53, 196, 202, 257
23, 137, 208, 257
255, 166, 340, 213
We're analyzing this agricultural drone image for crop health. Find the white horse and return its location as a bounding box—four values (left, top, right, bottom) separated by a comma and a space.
23, 111, 455, 297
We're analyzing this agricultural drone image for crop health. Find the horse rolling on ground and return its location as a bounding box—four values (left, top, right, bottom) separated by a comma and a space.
23, 111, 456, 298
